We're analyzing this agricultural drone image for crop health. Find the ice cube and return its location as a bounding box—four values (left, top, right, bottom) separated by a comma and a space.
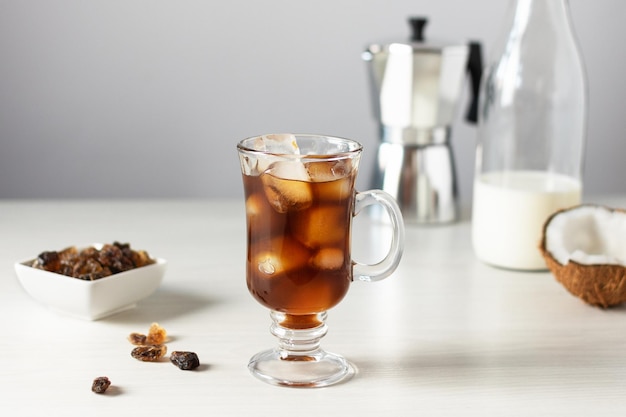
268, 160, 310, 181
310, 247, 345, 270
261, 163, 312, 213
239, 154, 258, 176
244, 134, 301, 176
256, 134, 300, 155
306, 160, 351, 182
291, 206, 348, 248
252, 236, 310, 278
246, 193, 265, 218
306, 160, 354, 201
320, 177, 354, 202
246, 193, 284, 242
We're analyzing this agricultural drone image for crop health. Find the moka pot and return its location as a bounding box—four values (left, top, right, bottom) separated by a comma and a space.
363, 17, 482, 224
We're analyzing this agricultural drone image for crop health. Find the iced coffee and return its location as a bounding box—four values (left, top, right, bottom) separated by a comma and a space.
241, 135, 359, 323
238, 134, 404, 387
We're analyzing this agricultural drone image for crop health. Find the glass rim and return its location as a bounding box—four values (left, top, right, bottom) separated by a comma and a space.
237, 133, 363, 159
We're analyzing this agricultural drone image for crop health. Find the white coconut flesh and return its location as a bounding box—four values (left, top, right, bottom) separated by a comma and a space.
545, 205, 626, 266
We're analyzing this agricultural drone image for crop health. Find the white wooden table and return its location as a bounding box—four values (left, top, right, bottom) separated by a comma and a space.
1, 198, 625, 416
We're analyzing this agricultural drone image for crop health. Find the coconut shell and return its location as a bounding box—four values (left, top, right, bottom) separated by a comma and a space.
540, 205, 626, 308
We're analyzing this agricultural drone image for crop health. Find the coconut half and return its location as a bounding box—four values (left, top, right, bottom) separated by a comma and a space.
540, 204, 626, 308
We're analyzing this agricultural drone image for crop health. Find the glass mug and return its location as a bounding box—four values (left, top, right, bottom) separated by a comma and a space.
237, 134, 404, 387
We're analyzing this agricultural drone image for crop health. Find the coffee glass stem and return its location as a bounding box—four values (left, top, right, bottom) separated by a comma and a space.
248, 311, 353, 388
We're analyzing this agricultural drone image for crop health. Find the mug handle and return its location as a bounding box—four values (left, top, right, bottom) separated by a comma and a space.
352, 190, 405, 282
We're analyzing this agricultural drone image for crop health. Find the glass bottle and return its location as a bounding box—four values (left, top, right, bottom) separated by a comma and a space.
472, 0, 587, 270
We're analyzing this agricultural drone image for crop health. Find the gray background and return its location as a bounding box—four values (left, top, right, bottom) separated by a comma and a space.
1, 0, 624, 202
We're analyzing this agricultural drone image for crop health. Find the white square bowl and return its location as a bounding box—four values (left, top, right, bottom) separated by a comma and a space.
15, 251, 167, 320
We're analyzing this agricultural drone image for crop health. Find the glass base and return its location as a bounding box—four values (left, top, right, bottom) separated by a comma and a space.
248, 311, 355, 388
248, 348, 355, 388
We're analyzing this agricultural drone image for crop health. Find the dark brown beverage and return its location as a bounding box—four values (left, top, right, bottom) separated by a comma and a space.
242, 159, 357, 324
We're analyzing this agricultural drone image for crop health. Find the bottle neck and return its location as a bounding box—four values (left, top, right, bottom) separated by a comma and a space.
510, 0, 573, 37
497, 0, 581, 65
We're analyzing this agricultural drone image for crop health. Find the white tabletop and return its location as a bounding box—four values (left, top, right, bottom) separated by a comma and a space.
2, 198, 626, 416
